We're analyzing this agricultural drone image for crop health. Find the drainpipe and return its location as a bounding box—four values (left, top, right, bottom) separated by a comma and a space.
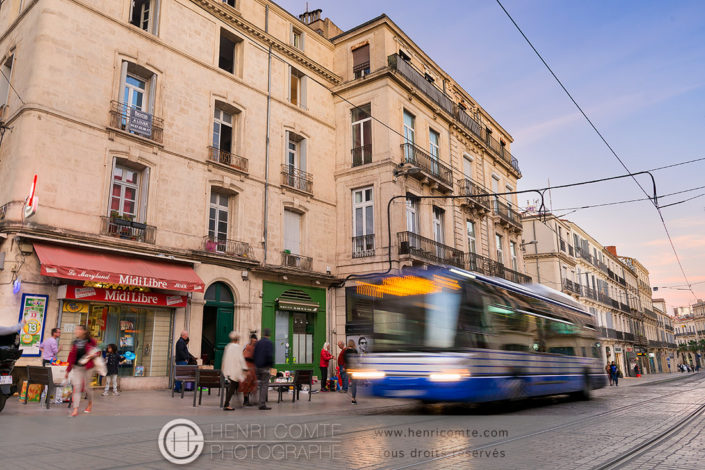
263, 5, 273, 263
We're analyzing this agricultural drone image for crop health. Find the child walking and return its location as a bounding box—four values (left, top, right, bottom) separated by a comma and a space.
103, 344, 123, 396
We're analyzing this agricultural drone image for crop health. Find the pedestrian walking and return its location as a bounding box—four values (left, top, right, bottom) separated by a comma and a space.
253, 328, 273, 410
222, 332, 247, 411
39, 328, 61, 366
174, 330, 195, 392
320, 342, 333, 392
240, 334, 258, 406
605, 363, 613, 386
634, 363, 640, 377
65, 325, 99, 417
346, 340, 359, 404
337, 341, 348, 392
102, 344, 124, 396
610, 361, 619, 387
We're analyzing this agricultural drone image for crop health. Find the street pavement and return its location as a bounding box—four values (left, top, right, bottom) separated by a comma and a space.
2, 371, 703, 469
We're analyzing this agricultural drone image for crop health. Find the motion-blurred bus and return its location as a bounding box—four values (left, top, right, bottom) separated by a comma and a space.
349, 268, 607, 402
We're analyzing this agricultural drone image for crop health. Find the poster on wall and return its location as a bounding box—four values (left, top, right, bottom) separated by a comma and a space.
346, 335, 372, 355
17, 293, 49, 357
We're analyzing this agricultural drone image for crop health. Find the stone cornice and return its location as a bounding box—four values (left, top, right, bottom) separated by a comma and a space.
190, 0, 341, 85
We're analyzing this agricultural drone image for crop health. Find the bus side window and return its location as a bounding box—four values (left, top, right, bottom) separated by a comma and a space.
456, 283, 487, 349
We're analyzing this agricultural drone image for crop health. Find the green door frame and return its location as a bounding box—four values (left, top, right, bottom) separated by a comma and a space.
261, 281, 326, 372
204, 282, 235, 369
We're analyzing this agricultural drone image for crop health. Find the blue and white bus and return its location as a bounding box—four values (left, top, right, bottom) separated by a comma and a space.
349, 268, 607, 402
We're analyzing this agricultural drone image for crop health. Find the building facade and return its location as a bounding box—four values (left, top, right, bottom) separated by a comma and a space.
674, 300, 705, 369
0, 1, 528, 388
521, 213, 676, 375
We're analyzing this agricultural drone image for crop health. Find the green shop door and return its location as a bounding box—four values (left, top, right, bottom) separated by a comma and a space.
203, 282, 235, 369
274, 310, 315, 366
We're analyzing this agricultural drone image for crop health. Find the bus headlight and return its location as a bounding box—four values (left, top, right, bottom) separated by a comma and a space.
350, 370, 386, 380
429, 369, 470, 382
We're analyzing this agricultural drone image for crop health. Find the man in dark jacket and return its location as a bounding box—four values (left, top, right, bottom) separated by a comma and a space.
253, 328, 274, 410
174, 330, 195, 392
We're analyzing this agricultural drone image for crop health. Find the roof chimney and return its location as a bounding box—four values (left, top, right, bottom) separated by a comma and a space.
605, 246, 618, 256
299, 8, 322, 25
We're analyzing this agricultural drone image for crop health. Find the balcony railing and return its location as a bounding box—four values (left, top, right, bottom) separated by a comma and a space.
400, 143, 453, 189
620, 302, 630, 313
352, 234, 375, 258
616, 331, 624, 340
202, 236, 253, 259
397, 231, 464, 268
109, 101, 163, 143
281, 251, 313, 271
388, 54, 454, 116
466, 252, 531, 283
493, 199, 522, 232
455, 108, 521, 176
624, 332, 635, 342
281, 164, 313, 194
101, 216, 156, 244
502, 266, 532, 284
583, 286, 598, 301
562, 278, 582, 295
208, 146, 248, 173
644, 308, 658, 321
457, 178, 491, 212
351, 145, 372, 167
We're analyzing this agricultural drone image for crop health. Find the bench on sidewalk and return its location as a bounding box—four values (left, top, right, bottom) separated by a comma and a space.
198, 369, 224, 407
171, 365, 199, 407
24, 366, 54, 409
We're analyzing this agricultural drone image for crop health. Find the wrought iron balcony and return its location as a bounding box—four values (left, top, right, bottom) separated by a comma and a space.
583, 286, 598, 301
457, 178, 491, 213
202, 236, 253, 259
400, 143, 453, 190
616, 331, 624, 340
101, 216, 156, 244
455, 108, 521, 176
397, 231, 464, 268
109, 101, 163, 143
624, 332, 635, 342
352, 234, 375, 258
281, 251, 313, 270
502, 266, 532, 284
493, 199, 522, 232
351, 145, 372, 167
466, 251, 503, 277
644, 308, 658, 321
208, 146, 248, 173
281, 164, 313, 194
562, 278, 582, 296
388, 54, 454, 116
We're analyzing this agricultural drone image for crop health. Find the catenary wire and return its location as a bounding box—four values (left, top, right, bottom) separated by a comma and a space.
0, 68, 25, 106
496, 0, 699, 301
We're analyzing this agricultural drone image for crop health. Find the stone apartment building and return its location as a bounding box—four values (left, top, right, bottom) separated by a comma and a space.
0, 1, 527, 388
674, 299, 705, 368
521, 213, 676, 375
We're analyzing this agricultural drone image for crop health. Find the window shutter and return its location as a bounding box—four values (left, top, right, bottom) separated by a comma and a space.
107, 156, 117, 216
139, 166, 150, 223
287, 65, 292, 102
285, 130, 290, 166
152, 0, 161, 36
352, 44, 370, 71
299, 138, 307, 172
300, 75, 307, 109
284, 210, 301, 254
148, 74, 157, 115
119, 61, 128, 103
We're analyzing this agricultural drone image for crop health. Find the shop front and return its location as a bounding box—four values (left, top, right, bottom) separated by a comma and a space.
261, 281, 325, 373
30, 243, 204, 389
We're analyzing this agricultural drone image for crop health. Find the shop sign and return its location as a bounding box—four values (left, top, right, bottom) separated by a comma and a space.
128, 107, 153, 137
58, 285, 187, 308
614, 347, 623, 353
17, 293, 48, 356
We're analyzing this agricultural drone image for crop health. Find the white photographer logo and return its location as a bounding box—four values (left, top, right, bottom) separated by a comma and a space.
158, 419, 205, 464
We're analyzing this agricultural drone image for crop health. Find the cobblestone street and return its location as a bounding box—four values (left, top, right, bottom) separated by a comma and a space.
2, 372, 703, 469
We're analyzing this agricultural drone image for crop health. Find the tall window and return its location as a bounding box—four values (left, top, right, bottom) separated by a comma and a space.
495, 233, 504, 264
219, 29, 240, 74
283, 132, 308, 192
352, 44, 370, 78
432, 207, 444, 244
212, 107, 233, 153
351, 104, 372, 166
466, 221, 476, 254
0, 55, 13, 108
117, 62, 157, 137
291, 28, 303, 50
284, 209, 302, 255
505, 184, 514, 210
510, 241, 518, 271
123, 75, 146, 111
353, 187, 374, 257
208, 191, 229, 247
110, 165, 140, 220
403, 110, 415, 163
463, 155, 473, 180
429, 129, 440, 176
289, 67, 306, 108
406, 196, 418, 234
492, 176, 500, 212
130, 0, 159, 35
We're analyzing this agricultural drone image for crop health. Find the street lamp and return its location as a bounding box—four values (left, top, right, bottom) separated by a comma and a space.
392, 163, 421, 179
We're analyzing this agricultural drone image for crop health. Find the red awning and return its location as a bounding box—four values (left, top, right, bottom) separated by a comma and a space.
34, 243, 204, 293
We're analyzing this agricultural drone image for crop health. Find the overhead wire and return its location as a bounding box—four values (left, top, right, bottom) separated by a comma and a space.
495, 0, 700, 301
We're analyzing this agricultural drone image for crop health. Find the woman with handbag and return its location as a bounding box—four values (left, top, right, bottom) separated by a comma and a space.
221, 332, 247, 410
65, 325, 100, 417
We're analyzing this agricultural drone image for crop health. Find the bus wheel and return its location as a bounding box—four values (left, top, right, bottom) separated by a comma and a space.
571, 374, 591, 400
505, 376, 526, 401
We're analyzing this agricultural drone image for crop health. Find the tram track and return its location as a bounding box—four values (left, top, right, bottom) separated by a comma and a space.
385, 374, 705, 470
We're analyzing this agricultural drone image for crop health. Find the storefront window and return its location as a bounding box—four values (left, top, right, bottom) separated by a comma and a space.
59, 301, 173, 377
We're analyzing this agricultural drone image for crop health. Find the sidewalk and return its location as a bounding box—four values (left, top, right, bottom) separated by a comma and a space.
617, 370, 701, 387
